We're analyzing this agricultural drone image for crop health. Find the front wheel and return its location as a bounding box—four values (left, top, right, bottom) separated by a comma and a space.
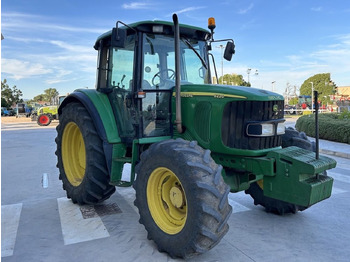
134, 139, 232, 258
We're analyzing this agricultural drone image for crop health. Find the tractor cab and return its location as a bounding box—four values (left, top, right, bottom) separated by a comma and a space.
94, 21, 213, 143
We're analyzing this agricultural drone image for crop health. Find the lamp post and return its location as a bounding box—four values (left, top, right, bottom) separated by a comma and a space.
310, 82, 314, 111
247, 68, 251, 84
247, 69, 258, 86
271, 81, 276, 92
216, 45, 224, 84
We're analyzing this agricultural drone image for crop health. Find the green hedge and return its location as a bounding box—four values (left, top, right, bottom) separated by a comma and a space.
295, 112, 350, 144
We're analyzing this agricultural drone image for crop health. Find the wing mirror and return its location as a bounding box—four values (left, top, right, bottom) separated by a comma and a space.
224, 41, 235, 61
112, 27, 127, 48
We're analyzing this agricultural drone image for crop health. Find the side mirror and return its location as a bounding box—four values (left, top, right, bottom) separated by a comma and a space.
112, 28, 127, 48
224, 41, 235, 61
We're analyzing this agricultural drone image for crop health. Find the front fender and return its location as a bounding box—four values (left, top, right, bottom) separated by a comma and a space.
59, 89, 121, 144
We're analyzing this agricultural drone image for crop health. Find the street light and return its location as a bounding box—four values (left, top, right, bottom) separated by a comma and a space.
247, 68, 251, 84
310, 82, 314, 111
247, 69, 258, 86
271, 81, 276, 92
216, 45, 224, 84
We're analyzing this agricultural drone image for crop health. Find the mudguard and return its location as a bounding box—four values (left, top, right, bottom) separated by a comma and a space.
58, 89, 122, 177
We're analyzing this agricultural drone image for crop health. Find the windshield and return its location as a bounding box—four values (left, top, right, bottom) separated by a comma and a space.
142, 33, 210, 90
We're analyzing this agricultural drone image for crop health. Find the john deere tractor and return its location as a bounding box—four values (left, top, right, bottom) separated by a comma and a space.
55, 15, 336, 258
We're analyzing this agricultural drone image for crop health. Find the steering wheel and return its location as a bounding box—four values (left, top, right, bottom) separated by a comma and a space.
151, 69, 175, 86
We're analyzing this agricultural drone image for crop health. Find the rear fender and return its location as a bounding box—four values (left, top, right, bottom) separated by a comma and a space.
58, 89, 122, 176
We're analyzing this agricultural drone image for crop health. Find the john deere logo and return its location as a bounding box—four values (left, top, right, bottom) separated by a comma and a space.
273, 105, 279, 112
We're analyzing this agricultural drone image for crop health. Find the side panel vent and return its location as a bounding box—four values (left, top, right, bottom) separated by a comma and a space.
194, 102, 212, 143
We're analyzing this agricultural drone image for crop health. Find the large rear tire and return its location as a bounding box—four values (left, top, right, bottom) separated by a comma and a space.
245, 127, 312, 215
133, 139, 232, 258
55, 102, 115, 204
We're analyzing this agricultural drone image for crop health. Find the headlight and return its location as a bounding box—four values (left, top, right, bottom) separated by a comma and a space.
277, 122, 286, 135
261, 124, 274, 136
246, 121, 285, 137
247, 123, 274, 136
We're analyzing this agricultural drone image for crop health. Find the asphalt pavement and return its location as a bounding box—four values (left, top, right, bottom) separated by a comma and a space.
1, 120, 350, 262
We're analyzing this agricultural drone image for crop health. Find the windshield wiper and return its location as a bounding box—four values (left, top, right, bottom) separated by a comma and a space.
182, 38, 208, 70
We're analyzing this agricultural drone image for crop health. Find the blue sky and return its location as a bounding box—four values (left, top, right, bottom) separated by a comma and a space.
1, 0, 350, 99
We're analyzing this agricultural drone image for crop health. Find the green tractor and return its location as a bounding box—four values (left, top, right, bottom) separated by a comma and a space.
55, 15, 336, 258
33, 95, 66, 126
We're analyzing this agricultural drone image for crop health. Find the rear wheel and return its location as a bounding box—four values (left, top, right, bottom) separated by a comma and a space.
245, 127, 312, 215
55, 102, 115, 204
134, 139, 232, 258
37, 114, 51, 126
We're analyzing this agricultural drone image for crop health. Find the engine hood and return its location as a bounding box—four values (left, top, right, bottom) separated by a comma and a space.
177, 84, 284, 101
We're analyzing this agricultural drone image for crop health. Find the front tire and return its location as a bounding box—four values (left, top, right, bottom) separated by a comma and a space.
134, 139, 232, 258
245, 127, 312, 215
55, 102, 115, 204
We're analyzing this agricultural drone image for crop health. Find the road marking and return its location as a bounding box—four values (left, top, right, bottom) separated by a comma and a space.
57, 198, 110, 245
328, 171, 350, 184
42, 173, 49, 188
228, 196, 251, 213
1, 122, 58, 131
1, 203, 23, 257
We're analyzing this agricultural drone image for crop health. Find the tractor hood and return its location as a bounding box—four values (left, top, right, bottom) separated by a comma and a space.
177, 84, 284, 102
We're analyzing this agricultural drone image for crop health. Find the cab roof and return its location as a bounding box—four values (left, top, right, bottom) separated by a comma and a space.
94, 20, 210, 49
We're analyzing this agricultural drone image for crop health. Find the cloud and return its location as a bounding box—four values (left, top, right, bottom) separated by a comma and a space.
220, 33, 350, 93
238, 3, 254, 14
1, 59, 52, 80
2, 12, 105, 34
122, 2, 153, 9
173, 6, 206, 15
311, 6, 322, 12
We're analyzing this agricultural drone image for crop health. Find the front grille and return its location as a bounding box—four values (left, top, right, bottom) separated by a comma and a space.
221, 100, 284, 150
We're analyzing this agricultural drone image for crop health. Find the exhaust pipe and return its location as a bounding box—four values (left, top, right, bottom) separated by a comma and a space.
173, 14, 183, 134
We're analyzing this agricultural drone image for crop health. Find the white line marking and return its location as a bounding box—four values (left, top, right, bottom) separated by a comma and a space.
57, 198, 109, 245
228, 196, 251, 213
328, 171, 350, 184
1, 203, 23, 257
42, 173, 49, 188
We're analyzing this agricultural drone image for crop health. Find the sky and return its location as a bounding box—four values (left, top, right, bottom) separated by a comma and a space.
1, 0, 350, 99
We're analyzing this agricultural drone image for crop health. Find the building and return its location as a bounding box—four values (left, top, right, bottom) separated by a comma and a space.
337, 86, 350, 99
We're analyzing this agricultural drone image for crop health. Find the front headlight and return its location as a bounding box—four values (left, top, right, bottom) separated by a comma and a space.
247, 123, 274, 136
277, 122, 286, 135
261, 124, 274, 136
246, 121, 285, 137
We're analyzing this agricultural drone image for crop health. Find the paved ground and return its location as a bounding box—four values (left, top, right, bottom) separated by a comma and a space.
1, 120, 350, 262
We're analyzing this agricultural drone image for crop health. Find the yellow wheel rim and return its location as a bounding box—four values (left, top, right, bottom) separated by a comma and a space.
257, 179, 264, 190
62, 122, 86, 186
147, 167, 187, 235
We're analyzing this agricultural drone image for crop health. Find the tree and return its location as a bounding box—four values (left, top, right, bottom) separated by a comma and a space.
32, 94, 46, 102
43, 88, 59, 102
288, 97, 298, 105
299, 73, 336, 105
1, 79, 23, 108
219, 74, 250, 86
